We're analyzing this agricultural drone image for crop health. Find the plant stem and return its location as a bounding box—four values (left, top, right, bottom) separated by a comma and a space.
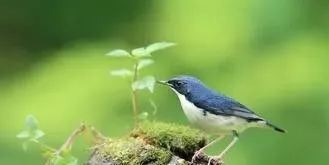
45, 124, 86, 165
56, 124, 86, 155
132, 61, 139, 128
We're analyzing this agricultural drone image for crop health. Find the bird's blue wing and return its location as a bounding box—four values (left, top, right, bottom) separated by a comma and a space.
194, 95, 263, 121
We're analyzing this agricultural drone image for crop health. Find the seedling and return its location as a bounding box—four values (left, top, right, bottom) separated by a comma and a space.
17, 115, 106, 165
106, 42, 176, 128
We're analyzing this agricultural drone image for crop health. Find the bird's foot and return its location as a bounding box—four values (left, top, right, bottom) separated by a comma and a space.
207, 156, 223, 165
191, 150, 204, 163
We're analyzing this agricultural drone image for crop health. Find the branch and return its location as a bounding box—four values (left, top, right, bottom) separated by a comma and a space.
56, 124, 86, 155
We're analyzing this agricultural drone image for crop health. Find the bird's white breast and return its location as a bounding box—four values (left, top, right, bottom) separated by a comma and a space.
172, 89, 249, 134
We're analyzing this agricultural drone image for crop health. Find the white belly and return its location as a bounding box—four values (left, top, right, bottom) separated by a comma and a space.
173, 91, 249, 134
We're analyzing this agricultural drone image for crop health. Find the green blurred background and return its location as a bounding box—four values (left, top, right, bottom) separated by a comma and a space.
1, 0, 329, 164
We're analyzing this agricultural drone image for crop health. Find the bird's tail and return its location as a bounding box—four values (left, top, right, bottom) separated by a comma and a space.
265, 122, 286, 133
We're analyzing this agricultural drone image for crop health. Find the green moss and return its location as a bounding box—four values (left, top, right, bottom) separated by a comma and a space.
132, 121, 208, 159
97, 137, 172, 165
93, 121, 207, 164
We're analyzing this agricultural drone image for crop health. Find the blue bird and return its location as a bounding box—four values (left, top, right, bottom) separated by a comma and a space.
158, 75, 285, 163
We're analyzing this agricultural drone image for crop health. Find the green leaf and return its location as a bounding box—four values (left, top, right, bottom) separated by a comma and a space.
137, 59, 154, 70
61, 155, 78, 165
132, 76, 155, 93
131, 47, 150, 57
41, 145, 56, 156
110, 69, 133, 77
49, 154, 78, 165
138, 112, 149, 120
146, 42, 176, 54
66, 156, 78, 165
61, 146, 72, 155
33, 129, 45, 139
25, 115, 38, 131
106, 49, 130, 57
17, 130, 30, 139
50, 155, 64, 165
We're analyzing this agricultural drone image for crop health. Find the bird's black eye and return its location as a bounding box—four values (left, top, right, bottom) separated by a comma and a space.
167, 80, 183, 88
174, 81, 183, 88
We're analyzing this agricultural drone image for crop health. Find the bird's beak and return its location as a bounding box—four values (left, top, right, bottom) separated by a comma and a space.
157, 80, 171, 87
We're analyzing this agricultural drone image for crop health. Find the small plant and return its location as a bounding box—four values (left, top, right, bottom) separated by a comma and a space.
17, 115, 105, 165
106, 42, 176, 128
16, 115, 46, 151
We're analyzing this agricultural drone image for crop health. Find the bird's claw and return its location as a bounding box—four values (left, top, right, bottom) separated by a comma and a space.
207, 156, 223, 165
191, 150, 203, 163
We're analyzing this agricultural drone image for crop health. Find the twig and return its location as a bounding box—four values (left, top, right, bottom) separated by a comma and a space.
56, 123, 86, 155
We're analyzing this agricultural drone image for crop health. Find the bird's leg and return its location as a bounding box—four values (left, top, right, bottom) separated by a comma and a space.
191, 134, 226, 162
210, 130, 239, 163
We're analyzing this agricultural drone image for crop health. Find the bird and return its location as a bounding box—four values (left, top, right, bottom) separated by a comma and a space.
158, 75, 285, 163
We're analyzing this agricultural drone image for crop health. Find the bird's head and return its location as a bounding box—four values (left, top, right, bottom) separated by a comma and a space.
157, 75, 205, 96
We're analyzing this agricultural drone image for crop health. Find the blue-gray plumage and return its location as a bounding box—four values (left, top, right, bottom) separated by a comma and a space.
158, 75, 285, 163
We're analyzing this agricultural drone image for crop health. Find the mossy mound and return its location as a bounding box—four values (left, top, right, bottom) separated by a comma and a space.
132, 121, 207, 160
88, 121, 213, 165
96, 137, 172, 165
